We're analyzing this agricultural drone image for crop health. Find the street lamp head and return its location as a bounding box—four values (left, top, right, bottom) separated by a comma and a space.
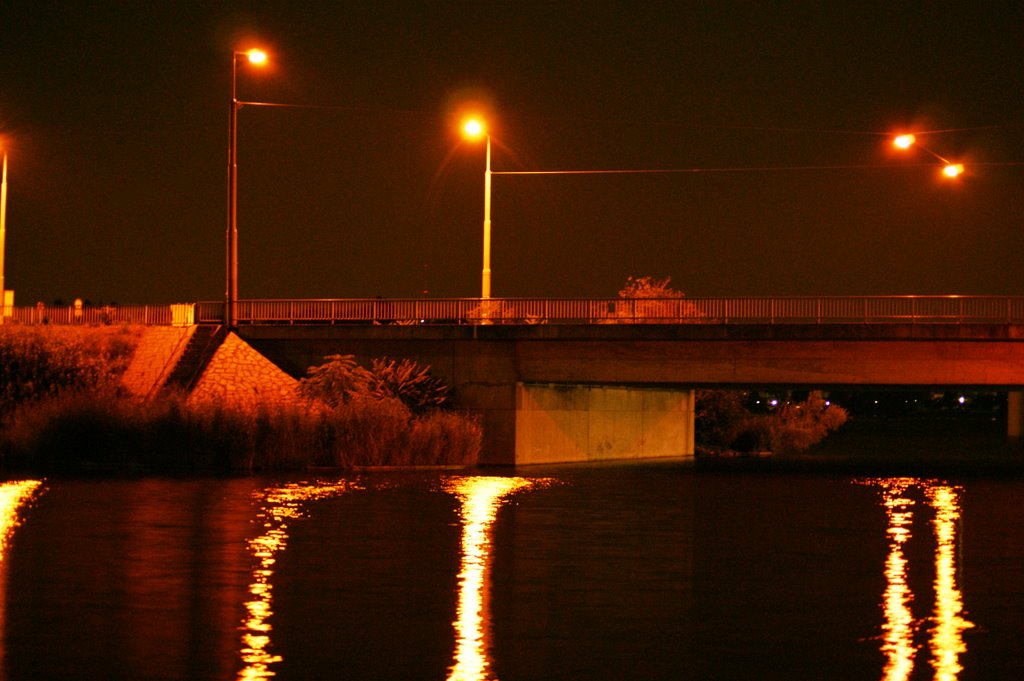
245, 48, 268, 65
942, 163, 965, 178
893, 134, 916, 149
462, 118, 486, 140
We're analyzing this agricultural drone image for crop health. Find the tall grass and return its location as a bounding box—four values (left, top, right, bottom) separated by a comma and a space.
0, 388, 481, 473
0, 325, 141, 417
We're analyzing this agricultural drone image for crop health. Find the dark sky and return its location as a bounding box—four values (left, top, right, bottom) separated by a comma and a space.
1, 1, 1022, 305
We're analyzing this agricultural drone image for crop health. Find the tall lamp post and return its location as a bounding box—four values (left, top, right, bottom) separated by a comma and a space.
226, 48, 267, 328
462, 118, 492, 300
1, 151, 8, 320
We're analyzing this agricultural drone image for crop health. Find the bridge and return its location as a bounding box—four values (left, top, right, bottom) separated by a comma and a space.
7, 295, 1024, 465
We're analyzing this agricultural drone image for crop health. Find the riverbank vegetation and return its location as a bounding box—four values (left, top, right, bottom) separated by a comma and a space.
696, 389, 849, 456
0, 326, 479, 472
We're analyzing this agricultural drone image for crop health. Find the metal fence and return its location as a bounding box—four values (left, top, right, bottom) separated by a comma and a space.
190, 296, 1024, 326
1, 304, 188, 326
6, 297, 1024, 327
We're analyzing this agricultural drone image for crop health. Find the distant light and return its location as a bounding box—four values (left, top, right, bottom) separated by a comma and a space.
825, 400, 831, 406
462, 118, 485, 139
894, 134, 916, 149
770, 399, 779, 407
943, 163, 965, 178
958, 396, 966, 405
246, 49, 268, 65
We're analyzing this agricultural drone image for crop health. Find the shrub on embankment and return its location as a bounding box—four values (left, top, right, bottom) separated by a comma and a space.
0, 326, 480, 472
0, 325, 140, 417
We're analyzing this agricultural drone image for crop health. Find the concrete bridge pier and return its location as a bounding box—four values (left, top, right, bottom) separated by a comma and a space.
511, 383, 695, 465
1008, 391, 1024, 438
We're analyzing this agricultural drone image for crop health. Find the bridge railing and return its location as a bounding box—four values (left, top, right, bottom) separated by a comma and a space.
1, 304, 179, 326
7, 297, 1024, 327
190, 296, 1024, 326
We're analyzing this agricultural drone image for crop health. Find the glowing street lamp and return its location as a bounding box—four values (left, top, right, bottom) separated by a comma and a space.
462, 117, 492, 300
892, 133, 964, 179
893, 134, 916, 150
226, 48, 268, 328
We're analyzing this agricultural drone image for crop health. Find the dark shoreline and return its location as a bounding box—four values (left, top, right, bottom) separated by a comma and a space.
696, 415, 1024, 478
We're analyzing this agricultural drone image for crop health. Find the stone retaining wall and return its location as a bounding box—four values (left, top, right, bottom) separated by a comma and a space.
120, 326, 194, 398
188, 332, 300, 410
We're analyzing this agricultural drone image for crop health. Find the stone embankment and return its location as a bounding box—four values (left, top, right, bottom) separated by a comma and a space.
121, 326, 299, 410
120, 326, 194, 399
188, 332, 299, 410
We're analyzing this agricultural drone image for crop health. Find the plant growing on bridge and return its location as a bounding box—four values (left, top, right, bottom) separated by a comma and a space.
298, 354, 449, 414
367, 357, 449, 414
612, 275, 703, 323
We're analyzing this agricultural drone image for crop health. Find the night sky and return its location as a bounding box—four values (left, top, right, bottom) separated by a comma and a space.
1, 1, 1022, 305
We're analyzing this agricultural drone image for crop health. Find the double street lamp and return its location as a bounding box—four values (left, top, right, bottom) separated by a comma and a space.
226, 48, 268, 328
893, 133, 965, 178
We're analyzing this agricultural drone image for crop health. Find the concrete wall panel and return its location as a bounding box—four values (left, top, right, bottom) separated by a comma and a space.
515, 383, 694, 465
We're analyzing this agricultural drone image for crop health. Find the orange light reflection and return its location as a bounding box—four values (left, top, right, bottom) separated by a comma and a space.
0, 480, 43, 681
0, 480, 42, 558
445, 476, 542, 681
926, 485, 974, 680
865, 478, 974, 681
237, 481, 352, 681
877, 478, 918, 681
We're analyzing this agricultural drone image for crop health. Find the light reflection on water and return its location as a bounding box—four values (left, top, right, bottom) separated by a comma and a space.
444, 476, 546, 681
237, 480, 354, 681
926, 484, 974, 681
0, 481, 42, 559
0, 480, 44, 680
867, 478, 974, 681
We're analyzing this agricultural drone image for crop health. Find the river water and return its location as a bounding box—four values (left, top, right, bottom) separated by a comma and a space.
1, 455, 1023, 680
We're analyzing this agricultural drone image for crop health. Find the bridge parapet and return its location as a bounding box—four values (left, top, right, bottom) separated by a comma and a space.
196, 296, 1024, 327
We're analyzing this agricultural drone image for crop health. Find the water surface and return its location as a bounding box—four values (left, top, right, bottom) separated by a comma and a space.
1, 461, 1023, 680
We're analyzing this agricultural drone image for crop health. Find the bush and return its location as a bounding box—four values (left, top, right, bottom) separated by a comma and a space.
296, 354, 371, 407
367, 357, 449, 414
696, 389, 848, 454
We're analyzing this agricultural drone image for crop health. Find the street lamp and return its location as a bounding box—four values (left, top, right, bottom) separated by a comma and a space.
892, 133, 964, 178
226, 48, 268, 328
1, 150, 7, 319
462, 118, 492, 300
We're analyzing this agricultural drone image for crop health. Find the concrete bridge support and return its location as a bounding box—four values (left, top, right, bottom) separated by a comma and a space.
1009, 391, 1024, 438
514, 384, 695, 465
